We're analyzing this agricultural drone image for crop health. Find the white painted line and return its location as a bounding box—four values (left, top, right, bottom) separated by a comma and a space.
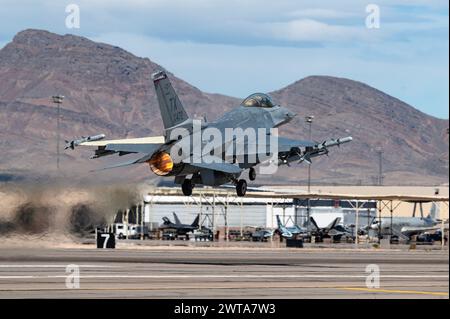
0, 265, 118, 268
0, 274, 447, 279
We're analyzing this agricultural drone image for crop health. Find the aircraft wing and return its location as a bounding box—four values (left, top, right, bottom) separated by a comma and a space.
224, 135, 351, 167
66, 135, 165, 158
79, 136, 165, 147
228, 136, 314, 158
280, 229, 293, 238
277, 137, 316, 152
401, 225, 441, 237
278, 136, 352, 165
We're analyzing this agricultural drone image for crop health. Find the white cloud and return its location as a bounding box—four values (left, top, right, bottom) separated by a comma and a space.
92, 32, 449, 119
0, 0, 448, 117
263, 19, 371, 43
288, 9, 358, 19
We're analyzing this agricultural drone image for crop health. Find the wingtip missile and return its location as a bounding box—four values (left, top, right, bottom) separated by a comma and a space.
65, 134, 106, 150
318, 136, 353, 149
338, 136, 353, 144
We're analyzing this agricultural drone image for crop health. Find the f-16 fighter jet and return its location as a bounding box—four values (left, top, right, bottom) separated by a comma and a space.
67, 70, 352, 197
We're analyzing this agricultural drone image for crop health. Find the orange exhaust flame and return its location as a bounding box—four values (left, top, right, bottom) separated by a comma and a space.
148, 152, 174, 176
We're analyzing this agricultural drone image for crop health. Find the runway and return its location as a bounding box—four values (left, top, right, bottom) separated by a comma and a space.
0, 246, 448, 298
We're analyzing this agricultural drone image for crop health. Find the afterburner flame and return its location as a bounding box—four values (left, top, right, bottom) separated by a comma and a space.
148, 152, 174, 176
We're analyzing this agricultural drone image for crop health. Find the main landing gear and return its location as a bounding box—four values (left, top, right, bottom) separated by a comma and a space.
182, 179, 194, 196
181, 177, 248, 197
235, 179, 247, 197
249, 167, 256, 181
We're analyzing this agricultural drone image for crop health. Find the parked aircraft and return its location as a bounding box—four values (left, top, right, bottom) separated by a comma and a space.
276, 215, 306, 238
309, 216, 352, 241
370, 203, 441, 240
160, 213, 200, 235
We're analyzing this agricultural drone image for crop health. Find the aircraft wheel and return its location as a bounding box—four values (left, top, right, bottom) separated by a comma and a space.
249, 167, 256, 181
182, 179, 193, 196
236, 179, 247, 197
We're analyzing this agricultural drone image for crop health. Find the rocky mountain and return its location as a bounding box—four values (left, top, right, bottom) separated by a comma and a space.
0, 29, 448, 186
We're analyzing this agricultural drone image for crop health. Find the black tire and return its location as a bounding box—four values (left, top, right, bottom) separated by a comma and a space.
249, 167, 256, 181
182, 179, 193, 196
236, 179, 247, 197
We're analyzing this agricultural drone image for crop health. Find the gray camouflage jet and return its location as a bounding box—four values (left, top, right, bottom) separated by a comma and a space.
309, 216, 351, 241
276, 215, 307, 238
67, 70, 352, 196
160, 212, 200, 235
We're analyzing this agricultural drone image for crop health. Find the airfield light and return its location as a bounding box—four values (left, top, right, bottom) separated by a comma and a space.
305, 116, 314, 192
306, 115, 314, 123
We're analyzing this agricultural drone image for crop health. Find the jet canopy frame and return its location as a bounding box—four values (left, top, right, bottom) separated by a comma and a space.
241, 93, 275, 108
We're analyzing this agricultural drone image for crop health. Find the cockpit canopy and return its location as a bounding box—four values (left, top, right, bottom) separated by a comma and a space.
241, 93, 275, 108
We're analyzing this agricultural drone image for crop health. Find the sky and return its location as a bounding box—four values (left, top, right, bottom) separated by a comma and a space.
0, 0, 448, 119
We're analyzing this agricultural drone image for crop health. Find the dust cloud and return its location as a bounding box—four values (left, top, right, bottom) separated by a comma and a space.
0, 181, 148, 245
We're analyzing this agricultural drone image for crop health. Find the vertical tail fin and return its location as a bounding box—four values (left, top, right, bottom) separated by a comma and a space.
427, 203, 439, 220
276, 215, 283, 228
309, 216, 320, 231
325, 217, 341, 231
172, 212, 182, 225
152, 70, 189, 130
191, 214, 200, 228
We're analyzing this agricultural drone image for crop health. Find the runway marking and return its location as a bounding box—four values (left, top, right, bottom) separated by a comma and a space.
341, 287, 449, 297
0, 285, 448, 296
0, 265, 117, 268
0, 274, 447, 279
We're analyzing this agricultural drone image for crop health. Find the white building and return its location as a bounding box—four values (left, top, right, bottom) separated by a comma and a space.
137, 192, 376, 230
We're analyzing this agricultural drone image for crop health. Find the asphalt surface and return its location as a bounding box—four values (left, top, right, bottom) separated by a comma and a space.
0, 246, 448, 298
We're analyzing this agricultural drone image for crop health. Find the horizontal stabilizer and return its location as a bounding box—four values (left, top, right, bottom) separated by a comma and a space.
184, 156, 242, 174
91, 159, 140, 171
91, 153, 154, 171
104, 143, 161, 154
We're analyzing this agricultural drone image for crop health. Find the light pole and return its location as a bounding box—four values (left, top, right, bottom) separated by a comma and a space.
305, 115, 314, 232
378, 149, 383, 186
52, 95, 64, 170
306, 116, 314, 192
